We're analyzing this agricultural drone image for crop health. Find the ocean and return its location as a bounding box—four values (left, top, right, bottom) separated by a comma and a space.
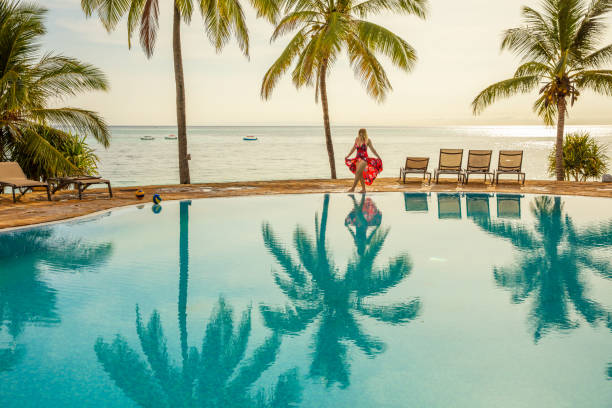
94, 125, 612, 187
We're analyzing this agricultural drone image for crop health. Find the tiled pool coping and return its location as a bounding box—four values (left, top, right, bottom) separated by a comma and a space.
1, 177, 611, 229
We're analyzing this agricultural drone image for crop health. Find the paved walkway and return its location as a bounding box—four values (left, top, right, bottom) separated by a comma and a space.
1, 177, 612, 229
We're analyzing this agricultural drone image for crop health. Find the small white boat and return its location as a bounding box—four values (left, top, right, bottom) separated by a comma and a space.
165, 134, 178, 140
141, 135, 155, 141
243, 135, 258, 141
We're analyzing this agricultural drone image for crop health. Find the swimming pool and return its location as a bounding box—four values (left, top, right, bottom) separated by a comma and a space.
1, 193, 611, 407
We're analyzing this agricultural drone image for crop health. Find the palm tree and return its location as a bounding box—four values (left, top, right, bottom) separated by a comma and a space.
0, 226, 113, 372
474, 196, 612, 341
81, 0, 276, 185
260, 194, 420, 386
261, 0, 427, 178
472, 0, 612, 181
94, 297, 302, 407
0, 1, 110, 178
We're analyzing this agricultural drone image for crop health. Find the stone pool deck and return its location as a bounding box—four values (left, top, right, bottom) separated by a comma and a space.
1, 177, 612, 229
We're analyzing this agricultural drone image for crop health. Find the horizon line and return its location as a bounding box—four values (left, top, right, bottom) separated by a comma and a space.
106, 123, 612, 128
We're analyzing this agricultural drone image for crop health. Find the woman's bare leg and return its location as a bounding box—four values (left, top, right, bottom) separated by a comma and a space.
355, 161, 367, 193
349, 174, 359, 192
359, 177, 366, 193
349, 160, 365, 192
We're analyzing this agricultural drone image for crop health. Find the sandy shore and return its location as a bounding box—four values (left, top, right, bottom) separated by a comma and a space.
1, 177, 612, 230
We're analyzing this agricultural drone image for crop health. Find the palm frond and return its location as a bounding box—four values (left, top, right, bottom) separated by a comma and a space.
582, 43, 612, 67
97, 0, 131, 32
472, 75, 541, 114
227, 0, 250, 56
533, 93, 558, 125
521, 6, 558, 51
30, 107, 110, 147
317, 12, 347, 56
176, 0, 195, 23
352, 0, 428, 18
514, 61, 552, 77
14, 125, 79, 178
32, 54, 109, 98
248, 0, 282, 24
270, 11, 318, 41
501, 27, 554, 63
356, 20, 417, 72
291, 34, 320, 88
571, 0, 612, 57
81, 0, 102, 17
346, 33, 390, 101
201, 0, 231, 52
556, 0, 584, 52
575, 69, 612, 95
127, 0, 146, 49
262, 30, 307, 99
140, 0, 160, 58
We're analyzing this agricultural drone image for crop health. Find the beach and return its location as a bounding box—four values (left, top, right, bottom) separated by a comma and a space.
95, 125, 612, 187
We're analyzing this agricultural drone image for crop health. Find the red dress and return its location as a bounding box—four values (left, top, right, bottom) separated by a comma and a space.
345, 143, 383, 185
344, 198, 382, 227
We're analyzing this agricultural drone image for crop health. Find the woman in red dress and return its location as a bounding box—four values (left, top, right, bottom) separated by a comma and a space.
345, 128, 383, 193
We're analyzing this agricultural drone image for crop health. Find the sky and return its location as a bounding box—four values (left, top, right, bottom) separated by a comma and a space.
37, 0, 612, 126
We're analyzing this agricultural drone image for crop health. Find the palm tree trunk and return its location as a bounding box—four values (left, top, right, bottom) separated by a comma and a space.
178, 200, 190, 367
319, 59, 336, 179
320, 194, 329, 243
173, 4, 190, 184
555, 97, 566, 181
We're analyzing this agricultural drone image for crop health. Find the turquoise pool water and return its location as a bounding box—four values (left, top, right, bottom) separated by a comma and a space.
1, 193, 611, 407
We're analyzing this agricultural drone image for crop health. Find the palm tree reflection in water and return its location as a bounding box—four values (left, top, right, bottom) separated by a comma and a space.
475, 196, 612, 341
260, 194, 420, 387
95, 201, 301, 407
0, 227, 112, 372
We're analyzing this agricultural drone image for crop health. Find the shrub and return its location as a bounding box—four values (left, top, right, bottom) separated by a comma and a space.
10, 129, 100, 180
548, 131, 609, 181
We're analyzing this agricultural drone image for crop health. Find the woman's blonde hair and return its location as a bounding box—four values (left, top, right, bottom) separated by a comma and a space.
358, 128, 368, 144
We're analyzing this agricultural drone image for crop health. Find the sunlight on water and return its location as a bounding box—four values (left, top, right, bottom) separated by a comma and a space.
92, 126, 612, 186
1, 193, 611, 407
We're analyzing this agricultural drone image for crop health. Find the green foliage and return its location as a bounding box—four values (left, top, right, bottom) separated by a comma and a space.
261, 0, 427, 101
472, 0, 612, 125
60, 134, 100, 176
548, 131, 609, 181
0, 1, 109, 179
81, 0, 265, 58
11, 129, 100, 180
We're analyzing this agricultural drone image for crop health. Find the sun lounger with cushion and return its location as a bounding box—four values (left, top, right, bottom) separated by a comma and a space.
0, 162, 51, 203
49, 176, 112, 200
399, 157, 432, 184
434, 149, 464, 183
494, 151, 525, 185
463, 150, 493, 184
